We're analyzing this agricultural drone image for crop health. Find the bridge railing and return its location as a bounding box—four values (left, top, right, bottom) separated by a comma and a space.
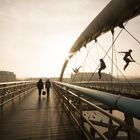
53, 81, 140, 140
0, 81, 37, 107
72, 81, 140, 99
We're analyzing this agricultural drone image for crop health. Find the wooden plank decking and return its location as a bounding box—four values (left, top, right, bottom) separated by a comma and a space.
0, 89, 86, 140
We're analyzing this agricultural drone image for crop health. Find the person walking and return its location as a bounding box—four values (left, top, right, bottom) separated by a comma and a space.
37, 79, 43, 97
45, 79, 51, 95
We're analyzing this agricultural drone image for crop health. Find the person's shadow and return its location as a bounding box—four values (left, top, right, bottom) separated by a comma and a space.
38, 96, 42, 109
46, 94, 50, 103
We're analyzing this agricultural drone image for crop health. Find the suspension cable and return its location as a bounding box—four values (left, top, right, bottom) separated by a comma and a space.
80, 47, 88, 83
85, 22, 140, 95
68, 52, 81, 83
71, 44, 95, 83
88, 42, 99, 67
124, 28, 140, 45
81, 45, 97, 82
96, 41, 113, 76
114, 40, 120, 92
86, 26, 125, 84
95, 39, 100, 60
111, 29, 114, 89
71, 52, 82, 83
96, 39, 140, 96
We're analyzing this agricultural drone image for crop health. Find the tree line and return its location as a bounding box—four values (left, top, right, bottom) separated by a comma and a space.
0, 71, 16, 82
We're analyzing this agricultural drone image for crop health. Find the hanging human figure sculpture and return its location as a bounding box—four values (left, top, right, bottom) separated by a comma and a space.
73, 66, 82, 73
118, 49, 135, 71
98, 59, 106, 79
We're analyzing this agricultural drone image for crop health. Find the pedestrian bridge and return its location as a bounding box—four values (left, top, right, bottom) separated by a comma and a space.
0, 81, 85, 140
0, 81, 140, 140
0, 0, 140, 139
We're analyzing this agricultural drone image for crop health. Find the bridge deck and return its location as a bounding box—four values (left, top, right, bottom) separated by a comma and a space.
0, 89, 85, 140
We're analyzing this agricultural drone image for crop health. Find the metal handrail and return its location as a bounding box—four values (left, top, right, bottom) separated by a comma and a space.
0, 81, 36, 107
53, 81, 140, 140
73, 81, 140, 98
54, 81, 140, 119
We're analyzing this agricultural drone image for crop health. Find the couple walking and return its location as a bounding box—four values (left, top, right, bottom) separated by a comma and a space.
37, 79, 51, 97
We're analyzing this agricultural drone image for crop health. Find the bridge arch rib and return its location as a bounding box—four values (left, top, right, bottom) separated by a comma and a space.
60, 0, 140, 81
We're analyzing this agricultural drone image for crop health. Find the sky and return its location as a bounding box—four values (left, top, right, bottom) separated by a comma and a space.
0, 0, 140, 79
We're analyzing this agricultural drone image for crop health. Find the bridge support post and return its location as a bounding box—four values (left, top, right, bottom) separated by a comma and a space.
79, 99, 84, 128
108, 109, 113, 139
1, 88, 6, 108
124, 114, 139, 140
90, 127, 95, 139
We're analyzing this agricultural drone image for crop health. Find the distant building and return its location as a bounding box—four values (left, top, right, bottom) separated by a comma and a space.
70, 72, 115, 82
0, 71, 16, 82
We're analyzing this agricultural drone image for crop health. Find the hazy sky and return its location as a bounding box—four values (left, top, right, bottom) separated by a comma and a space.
0, 0, 140, 78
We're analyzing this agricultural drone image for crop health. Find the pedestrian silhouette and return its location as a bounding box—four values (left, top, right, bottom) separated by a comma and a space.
118, 49, 135, 71
37, 79, 43, 97
98, 59, 106, 79
45, 79, 51, 95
